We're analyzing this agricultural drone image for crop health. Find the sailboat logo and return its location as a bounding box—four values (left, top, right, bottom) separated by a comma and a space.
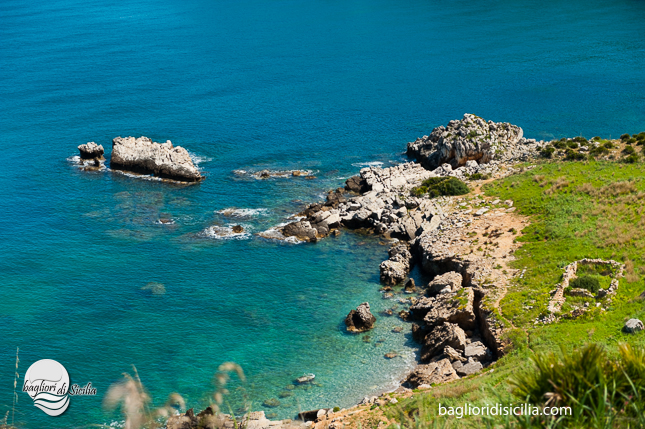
22, 359, 70, 416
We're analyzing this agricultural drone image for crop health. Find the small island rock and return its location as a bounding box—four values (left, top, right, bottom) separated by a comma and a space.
345, 302, 376, 333
110, 136, 203, 182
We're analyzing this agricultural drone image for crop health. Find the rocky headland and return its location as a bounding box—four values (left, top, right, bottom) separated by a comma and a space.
270, 113, 546, 392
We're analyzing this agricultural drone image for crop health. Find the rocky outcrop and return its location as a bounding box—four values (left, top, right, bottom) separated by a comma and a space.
110, 136, 203, 182
279, 162, 444, 242
345, 302, 376, 332
427, 271, 463, 295
420, 322, 466, 362
379, 242, 414, 285
423, 288, 476, 331
406, 114, 542, 170
78, 142, 104, 160
405, 358, 459, 388
624, 318, 644, 334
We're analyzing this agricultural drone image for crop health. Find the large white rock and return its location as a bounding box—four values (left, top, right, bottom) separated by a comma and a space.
110, 136, 203, 182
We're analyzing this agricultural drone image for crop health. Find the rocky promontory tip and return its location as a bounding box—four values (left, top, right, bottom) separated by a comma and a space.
407, 113, 542, 170
345, 302, 376, 332
110, 136, 204, 182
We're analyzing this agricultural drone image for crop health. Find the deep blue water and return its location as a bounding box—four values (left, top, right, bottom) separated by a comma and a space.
1, 0, 645, 427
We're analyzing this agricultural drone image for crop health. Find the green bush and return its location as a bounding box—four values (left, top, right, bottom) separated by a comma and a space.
572, 136, 588, 144
564, 149, 585, 161
624, 145, 636, 155
540, 146, 555, 158
570, 275, 600, 293
624, 153, 639, 164
553, 140, 567, 149
603, 141, 614, 149
566, 141, 579, 149
620, 133, 630, 140
411, 176, 469, 198
467, 172, 490, 180
628, 137, 637, 144
589, 145, 609, 157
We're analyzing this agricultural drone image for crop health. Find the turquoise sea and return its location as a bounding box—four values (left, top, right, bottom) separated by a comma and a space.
1, 0, 644, 427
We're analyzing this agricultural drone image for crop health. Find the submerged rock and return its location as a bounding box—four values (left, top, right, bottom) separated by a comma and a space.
345, 302, 376, 333
110, 136, 203, 182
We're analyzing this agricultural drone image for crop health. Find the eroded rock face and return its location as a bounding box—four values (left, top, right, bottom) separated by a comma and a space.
428, 271, 463, 295
405, 358, 459, 388
406, 114, 525, 169
78, 142, 104, 160
282, 220, 319, 242
420, 322, 467, 362
452, 358, 483, 376
110, 136, 203, 182
380, 242, 414, 285
423, 288, 476, 331
345, 302, 376, 332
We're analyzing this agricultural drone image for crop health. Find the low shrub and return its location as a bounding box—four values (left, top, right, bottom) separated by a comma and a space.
589, 145, 609, 157
620, 133, 631, 140
628, 137, 637, 144
603, 140, 614, 149
553, 140, 567, 149
411, 177, 469, 198
467, 172, 490, 180
572, 136, 588, 144
624, 145, 636, 155
566, 141, 579, 149
624, 153, 639, 164
570, 275, 600, 293
540, 146, 555, 158
564, 149, 585, 161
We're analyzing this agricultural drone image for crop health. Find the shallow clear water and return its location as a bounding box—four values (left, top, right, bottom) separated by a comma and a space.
1, 0, 644, 427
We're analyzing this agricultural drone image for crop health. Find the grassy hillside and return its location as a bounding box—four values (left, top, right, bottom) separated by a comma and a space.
386, 159, 645, 429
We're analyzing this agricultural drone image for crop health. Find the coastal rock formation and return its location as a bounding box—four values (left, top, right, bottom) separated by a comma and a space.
427, 271, 463, 295
405, 358, 459, 388
78, 142, 104, 160
111, 136, 203, 182
345, 302, 376, 332
420, 322, 466, 362
379, 242, 414, 285
280, 162, 444, 242
407, 113, 536, 169
423, 288, 476, 331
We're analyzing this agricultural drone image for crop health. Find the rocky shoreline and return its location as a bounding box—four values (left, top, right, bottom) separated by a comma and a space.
164, 114, 545, 428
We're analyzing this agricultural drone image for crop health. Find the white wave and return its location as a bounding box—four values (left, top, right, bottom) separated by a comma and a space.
216, 208, 269, 218
187, 150, 212, 167
201, 224, 252, 240
351, 161, 383, 167
111, 170, 163, 182
66, 155, 107, 170
257, 227, 304, 244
